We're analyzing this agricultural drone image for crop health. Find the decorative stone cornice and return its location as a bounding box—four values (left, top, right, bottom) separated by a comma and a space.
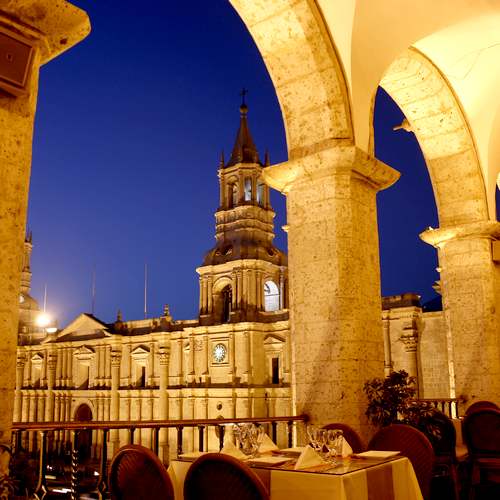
262, 146, 399, 194
420, 221, 500, 249
0, 1, 90, 65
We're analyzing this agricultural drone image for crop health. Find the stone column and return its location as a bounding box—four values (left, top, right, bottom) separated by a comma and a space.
237, 271, 243, 309
28, 394, 36, 451
0, 41, 40, 453
45, 353, 57, 421
13, 356, 26, 422
55, 348, 62, 387
187, 334, 195, 383
110, 350, 122, 454
207, 277, 213, 316
202, 334, 209, 383
263, 146, 399, 439
158, 346, 170, 461
279, 268, 285, 309
420, 221, 500, 407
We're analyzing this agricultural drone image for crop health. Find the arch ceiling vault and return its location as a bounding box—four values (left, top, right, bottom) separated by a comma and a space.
230, 0, 500, 222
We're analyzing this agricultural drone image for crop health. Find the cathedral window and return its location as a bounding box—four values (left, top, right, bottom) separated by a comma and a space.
244, 177, 252, 201
136, 365, 146, 388
257, 183, 265, 206
272, 357, 280, 384
222, 285, 232, 323
264, 280, 280, 312
75, 362, 90, 389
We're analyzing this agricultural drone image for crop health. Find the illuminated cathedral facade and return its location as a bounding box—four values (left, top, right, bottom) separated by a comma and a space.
14, 102, 292, 459
15, 102, 452, 460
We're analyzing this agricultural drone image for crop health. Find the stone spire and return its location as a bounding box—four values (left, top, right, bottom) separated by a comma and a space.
20, 231, 33, 294
226, 90, 260, 167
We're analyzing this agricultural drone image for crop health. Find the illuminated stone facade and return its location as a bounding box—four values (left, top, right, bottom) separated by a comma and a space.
15, 104, 292, 459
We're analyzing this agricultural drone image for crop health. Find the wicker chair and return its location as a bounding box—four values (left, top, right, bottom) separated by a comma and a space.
416, 410, 460, 500
462, 408, 500, 498
322, 422, 365, 453
109, 444, 174, 500
465, 401, 499, 416
368, 424, 434, 500
184, 452, 269, 500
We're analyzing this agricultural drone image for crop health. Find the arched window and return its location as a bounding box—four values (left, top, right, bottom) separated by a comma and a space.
222, 285, 232, 323
244, 177, 252, 201
264, 280, 280, 312
257, 183, 265, 206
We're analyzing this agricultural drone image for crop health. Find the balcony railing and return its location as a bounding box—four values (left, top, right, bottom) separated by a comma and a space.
413, 397, 464, 418
11, 414, 308, 499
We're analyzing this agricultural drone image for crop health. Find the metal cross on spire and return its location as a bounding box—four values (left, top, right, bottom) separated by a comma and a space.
240, 87, 248, 106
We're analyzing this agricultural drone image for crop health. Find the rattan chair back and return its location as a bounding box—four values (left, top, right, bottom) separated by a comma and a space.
184, 452, 269, 500
109, 444, 174, 500
368, 424, 434, 500
465, 400, 499, 416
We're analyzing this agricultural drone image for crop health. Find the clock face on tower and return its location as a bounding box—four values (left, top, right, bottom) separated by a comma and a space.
213, 343, 227, 363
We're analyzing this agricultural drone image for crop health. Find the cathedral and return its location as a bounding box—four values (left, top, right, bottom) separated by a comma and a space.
15, 101, 292, 459
15, 102, 452, 460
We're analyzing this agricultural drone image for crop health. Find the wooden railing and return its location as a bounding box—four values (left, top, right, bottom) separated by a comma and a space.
11, 414, 308, 500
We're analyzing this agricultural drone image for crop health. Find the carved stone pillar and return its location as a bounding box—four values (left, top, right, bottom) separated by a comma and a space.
263, 146, 399, 439
45, 353, 57, 421
13, 355, 26, 422
158, 346, 170, 461
401, 334, 419, 395
110, 350, 122, 454
421, 221, 500, 407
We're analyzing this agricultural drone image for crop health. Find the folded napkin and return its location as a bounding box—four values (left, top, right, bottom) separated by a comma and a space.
294, 445, 326, 470
259, 433, 280, 453
341, 436, 353, 457
220, 439, 247, 460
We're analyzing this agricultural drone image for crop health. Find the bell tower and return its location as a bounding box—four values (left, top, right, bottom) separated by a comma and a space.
197, 96, 287, 325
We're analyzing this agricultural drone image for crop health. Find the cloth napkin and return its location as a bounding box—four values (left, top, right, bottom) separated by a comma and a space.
220, 439, 247, 460
294, 445, 326, 470
341, 436, 353, 457
259, 433, 280, 453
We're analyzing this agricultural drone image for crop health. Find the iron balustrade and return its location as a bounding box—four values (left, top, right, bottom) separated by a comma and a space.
11, 414, 308, 499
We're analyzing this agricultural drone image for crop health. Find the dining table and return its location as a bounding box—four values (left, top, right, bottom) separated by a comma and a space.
168, 450, 423, 500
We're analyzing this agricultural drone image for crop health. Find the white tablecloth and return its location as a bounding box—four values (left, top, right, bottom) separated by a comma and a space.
169, 456, 423, 500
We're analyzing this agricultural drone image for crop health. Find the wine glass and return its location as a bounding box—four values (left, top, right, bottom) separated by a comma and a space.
232, 424, 242, 448
325, 429, 343, 464
306, 424, 317, 449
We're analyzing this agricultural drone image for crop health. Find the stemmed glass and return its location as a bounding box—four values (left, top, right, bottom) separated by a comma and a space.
306, 424, 326, 454
236, 423, 264, 457
325, 429, 343, 464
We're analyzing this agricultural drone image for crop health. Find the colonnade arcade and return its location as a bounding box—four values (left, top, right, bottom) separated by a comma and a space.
1, 0, 500, 462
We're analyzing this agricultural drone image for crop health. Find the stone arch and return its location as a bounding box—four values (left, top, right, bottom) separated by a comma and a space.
74, 402, 93, 461
263, 280, 280, 312
229, 0, 353, 158
379, 48, 489, 228
212, 276, 233, 323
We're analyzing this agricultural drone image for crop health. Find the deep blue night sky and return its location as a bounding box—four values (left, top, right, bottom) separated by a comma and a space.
28, 0, 439, 327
